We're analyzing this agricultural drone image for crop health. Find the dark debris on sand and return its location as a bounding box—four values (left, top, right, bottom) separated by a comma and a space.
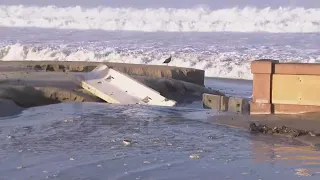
248, 122, 320, 138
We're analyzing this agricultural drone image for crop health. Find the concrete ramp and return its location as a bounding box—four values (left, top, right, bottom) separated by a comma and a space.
74, 64, 176, 107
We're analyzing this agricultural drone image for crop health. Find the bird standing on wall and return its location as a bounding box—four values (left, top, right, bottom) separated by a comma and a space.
163, 56, 172, 66
106, 75, 114, 80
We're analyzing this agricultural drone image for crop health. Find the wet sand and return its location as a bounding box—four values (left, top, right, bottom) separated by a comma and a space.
1, 63, 320, 179
1, 68, 320, 148
1, 103, 319, 180
206, 113, 320, 148
0, 98, 23, 117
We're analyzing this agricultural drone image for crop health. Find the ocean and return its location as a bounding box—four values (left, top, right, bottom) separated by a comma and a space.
1, 0, 320, 179
1, 0, 320, 79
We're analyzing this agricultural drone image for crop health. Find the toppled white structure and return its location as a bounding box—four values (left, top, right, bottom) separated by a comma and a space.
74, 64, 176, 107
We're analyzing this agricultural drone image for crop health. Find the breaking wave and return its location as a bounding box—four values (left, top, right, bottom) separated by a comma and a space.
1, 43, 318, 79
0, 5, 320, 32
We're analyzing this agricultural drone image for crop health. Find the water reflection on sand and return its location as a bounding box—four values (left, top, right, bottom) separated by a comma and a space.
0, 102, 319, 179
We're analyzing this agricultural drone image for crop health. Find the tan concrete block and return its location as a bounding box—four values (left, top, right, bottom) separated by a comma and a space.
274, 104, 320, 114
221, 95, 229, 111
250, 102, 271, 115
202, 93, 229, 111
252, 74, 272, 104
251, 59, 278, 74
274, 63, 320, 76
228, 97, 250, 113
272, 74, 320, 106
203, 93, 221, 110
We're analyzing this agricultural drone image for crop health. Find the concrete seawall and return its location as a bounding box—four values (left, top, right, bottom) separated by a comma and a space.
0, 61, 222, 113
0, 61, 205, 86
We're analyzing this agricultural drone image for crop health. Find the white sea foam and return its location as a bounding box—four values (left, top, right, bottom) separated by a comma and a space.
0, 5, 320, 32
1, 43, 319, 79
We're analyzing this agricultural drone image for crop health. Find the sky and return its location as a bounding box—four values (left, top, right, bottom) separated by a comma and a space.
1, 0, 320, 9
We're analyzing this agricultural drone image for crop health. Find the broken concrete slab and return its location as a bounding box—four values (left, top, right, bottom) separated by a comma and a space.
74, 64, 177, 107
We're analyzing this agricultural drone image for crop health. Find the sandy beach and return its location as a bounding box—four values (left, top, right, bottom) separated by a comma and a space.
1, 62, 320, 147
1, 0, 320, 179
0, 62, 320, 179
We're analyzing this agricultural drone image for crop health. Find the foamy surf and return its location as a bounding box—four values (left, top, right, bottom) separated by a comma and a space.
0, 5, 320, 32
1, 43, 318, 80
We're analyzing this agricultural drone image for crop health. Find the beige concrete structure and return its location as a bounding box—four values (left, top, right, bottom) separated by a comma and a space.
0, 61, 205, 86
202, 93, 249, 114
203, 94, 228, 111
250, 59, 320, 114
228, 97, 250, 113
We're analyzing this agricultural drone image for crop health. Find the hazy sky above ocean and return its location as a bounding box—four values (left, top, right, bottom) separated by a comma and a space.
1, 0, 320, 9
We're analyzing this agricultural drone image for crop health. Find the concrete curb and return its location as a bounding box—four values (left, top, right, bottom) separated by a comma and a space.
202, 93, 250, 114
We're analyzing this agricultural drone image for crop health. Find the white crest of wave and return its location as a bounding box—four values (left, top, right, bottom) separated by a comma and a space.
1, 44, 318, 80
0, 5, 320, 32
0, 44, 254, 79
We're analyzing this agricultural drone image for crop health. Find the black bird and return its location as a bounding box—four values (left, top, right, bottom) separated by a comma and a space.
105, 75, 114, 81
141, 96, 152, 103
163, 56, 172, 65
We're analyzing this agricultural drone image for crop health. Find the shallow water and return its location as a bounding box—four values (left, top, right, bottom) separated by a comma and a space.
205, 77, 252, 98
0, 102, 320, 179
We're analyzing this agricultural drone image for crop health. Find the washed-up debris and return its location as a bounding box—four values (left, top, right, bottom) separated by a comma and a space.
309, 131, 320, 137
22, 126, 33, 132
123, 139, 132, 146
7, 135, 15, 139
64, 118, 74, 123
74, 64, 176, 106
295, 168, 312, 176
189, 154, 200, 160
249, 123, 309, 137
